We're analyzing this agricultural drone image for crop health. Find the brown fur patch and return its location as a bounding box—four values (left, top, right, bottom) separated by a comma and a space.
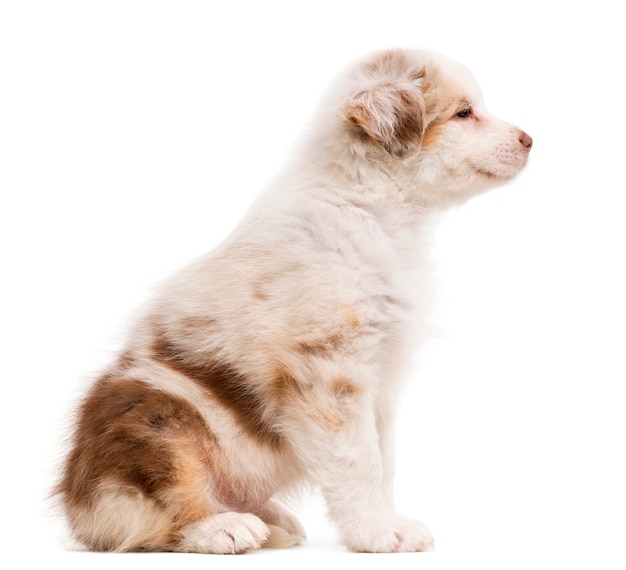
295, 308, 361, 357
253, 285, 268, 301
152, 331, 283, 449
421, 122, 446, 151
332, 376, 359, 399
296, 333, 344, 357
346, 50, 434, 158
390, 89, 426, 158
346, 309, 360, 330
273, 368, 359, 434
346, 87, 425, 159
252, 280, 269, 301
420, 72, 470, 150
310, 377, 359, 433
57, 376, 216, 549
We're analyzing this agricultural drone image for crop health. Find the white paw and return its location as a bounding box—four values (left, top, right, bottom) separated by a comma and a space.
395, 518, 434, 552
346, 518, 434, 553
259, 499, 306, 547
178, 512, 269, 554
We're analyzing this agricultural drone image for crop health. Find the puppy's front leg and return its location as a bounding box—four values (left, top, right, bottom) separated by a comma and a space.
376, 400, 399, 511
285, 381, 433, 552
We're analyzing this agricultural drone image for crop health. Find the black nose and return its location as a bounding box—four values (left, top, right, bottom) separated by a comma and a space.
519, 131, 533, 150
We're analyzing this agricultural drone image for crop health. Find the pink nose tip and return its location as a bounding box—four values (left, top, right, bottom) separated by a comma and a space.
519, 131, 533, 150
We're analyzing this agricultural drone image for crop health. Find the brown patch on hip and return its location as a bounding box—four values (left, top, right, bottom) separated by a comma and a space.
57, 376, 216, 522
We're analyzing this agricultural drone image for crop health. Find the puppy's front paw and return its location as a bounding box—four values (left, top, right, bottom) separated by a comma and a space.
346, 518, 434, 553
395, 519, 434, 552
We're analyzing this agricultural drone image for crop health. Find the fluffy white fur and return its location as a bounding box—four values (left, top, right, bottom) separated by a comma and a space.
57, 47, 531, 554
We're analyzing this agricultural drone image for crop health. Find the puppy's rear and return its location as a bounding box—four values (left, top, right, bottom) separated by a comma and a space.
57, 48, 531, 554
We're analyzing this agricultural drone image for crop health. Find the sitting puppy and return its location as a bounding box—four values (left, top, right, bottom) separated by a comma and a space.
56, 48, 532, 554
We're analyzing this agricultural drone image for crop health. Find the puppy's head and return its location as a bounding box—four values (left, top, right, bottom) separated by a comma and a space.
342, 49, 532, 203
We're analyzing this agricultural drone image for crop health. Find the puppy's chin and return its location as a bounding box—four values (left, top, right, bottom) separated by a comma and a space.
478, 164, 526, 190
486, 161, 528, 179
470, 148, 530, 181
445, 164, 524, 205
472, 167, 515, 183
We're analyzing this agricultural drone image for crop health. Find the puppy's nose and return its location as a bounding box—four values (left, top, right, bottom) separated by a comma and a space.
519, 131, 533, 150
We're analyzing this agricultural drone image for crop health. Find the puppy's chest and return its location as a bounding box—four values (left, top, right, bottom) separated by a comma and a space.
291, 214, 424, 351
354, 271, 417, 339
344, 241, 432, 351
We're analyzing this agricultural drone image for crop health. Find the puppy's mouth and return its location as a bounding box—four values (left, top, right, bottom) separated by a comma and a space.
471, 151, 530, 181
473, 166, 521, 181
472, 167, 502, 180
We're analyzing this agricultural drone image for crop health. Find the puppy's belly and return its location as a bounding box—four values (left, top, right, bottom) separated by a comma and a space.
213, 476, 273, 513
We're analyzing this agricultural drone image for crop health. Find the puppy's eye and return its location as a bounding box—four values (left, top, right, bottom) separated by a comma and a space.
456, 107, 472, 118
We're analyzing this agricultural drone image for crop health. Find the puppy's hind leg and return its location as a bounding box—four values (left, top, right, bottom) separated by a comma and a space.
57, 375, 249, 553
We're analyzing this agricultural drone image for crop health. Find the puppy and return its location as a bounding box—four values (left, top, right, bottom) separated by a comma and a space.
56, 48, 532, 554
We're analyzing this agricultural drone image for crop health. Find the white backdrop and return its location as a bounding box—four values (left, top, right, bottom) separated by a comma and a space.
2, 1, 625, 568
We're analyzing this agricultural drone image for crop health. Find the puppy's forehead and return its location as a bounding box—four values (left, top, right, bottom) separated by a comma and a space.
354, 48, 483, 105
424, 50, 484, 104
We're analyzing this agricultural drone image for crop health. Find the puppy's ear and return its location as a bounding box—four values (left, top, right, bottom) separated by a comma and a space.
345, 83, 425, 159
